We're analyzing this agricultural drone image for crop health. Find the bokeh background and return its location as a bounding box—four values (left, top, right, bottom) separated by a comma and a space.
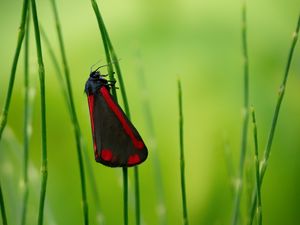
1, 0, 299, 225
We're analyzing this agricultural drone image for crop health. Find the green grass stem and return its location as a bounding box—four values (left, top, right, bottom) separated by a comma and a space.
0, 182, 8, 225
231, 1, 250, 225
49, 1, 90, 224
41, 26, 104, 224
89, 2, 126, 224
98, 16, 140, 225
247, 13, 300, 225
122, 167, 128, 225
21, 6, 31, 225
89, 1, 144, 224
178, 79, 189, 225
250, 107, 262, 225
0, 1, 29, 223
30, 0, 48, 224
0, 0, 29, 140
90, 0, 116, 99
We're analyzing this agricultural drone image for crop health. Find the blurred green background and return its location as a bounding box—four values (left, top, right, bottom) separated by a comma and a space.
1, 0, 299, 225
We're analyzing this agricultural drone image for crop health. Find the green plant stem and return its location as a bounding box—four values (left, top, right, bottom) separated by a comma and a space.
250, 108, 262, 225
30, 0, 48, 224
0, 0, 29, 141
134, 166, 140, 225
0, 182, 8, 225
178, 79, 189, 225
231, 2, 250, 225
90, 0, 116, 99
89, 2, 142, 225
41, 26, 104, 224
100, 18, 138, 225
21, 6, 31, 225
247, 13, 300, 225
49, 1, 89, 224
122, 167, 128, 225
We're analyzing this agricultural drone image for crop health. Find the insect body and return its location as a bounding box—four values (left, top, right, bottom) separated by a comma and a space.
85, 68, 148, 167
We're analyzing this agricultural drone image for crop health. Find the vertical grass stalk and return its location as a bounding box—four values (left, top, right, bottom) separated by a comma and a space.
89, 1, 142, 224
0, 182, 8, 225
100, 19, 140, 225
21, 6, 31, 225
0, 0, 29, 140
178, 79, 189, 225
250, 108, 262, 225
0, 1, 29, 223
247, 13, 300, 225
231, 1, 250, 224
49, 0, 89, 224
30, 0, 48, 224
90, 0, 116, 98
41, 26, 104, 224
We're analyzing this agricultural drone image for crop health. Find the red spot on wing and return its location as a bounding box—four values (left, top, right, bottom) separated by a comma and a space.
100, 87, 144, 150
127, 154, 141, 166
87, 95, 98, 156
101, 149, 113, 161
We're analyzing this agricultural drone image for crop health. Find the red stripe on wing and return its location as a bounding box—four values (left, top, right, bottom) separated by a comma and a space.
100, 87, 144, 150
87, 95, 99, 158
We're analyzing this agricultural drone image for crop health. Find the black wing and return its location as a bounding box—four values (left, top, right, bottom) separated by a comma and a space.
90, 86, 148, 167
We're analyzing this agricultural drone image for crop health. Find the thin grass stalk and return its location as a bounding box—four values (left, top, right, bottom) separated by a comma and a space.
178, 79, 189, 225
135, 53, 167, 225
40, 27, 104, 224
100, 19, 140, 225
100, 14, 145, 225
30, 0, 48, 224
133, 166, 141, 225
21, 6, 31, 225
0, 0, 29, 140
122, 167, 128, 225
49, 1, 90, 224
89, 1, 142, 224
0, 182, 8, 225
231, 1, 250, 224
250, 107, 262, 225
90, 0, 116, 99
247, 13, 300, 225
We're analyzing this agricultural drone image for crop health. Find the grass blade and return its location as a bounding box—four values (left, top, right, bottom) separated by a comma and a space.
49, 1, 90, 224
20, 5, 31, 225
41, 28, 105, 224
90, 0, 116, 99
178, 79, 189, 225
247, 13, 300, 225
250, 107, 262, 225
0, 182, 8, 225
30, 0, 48, 224
0, 0, 29, 140
231, 1, 250, 224
89, 1, 144, 224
